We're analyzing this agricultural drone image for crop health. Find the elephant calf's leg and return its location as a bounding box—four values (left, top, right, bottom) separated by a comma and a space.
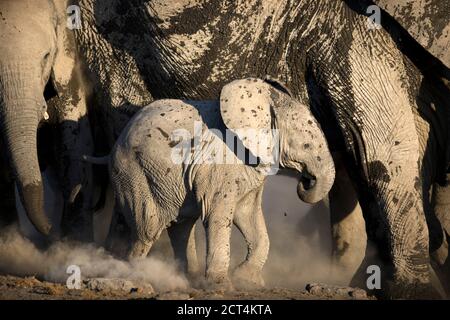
128, 238, 153, 259
203, 202, 234, 291
232, 187, 269, 288
124, 202, 162, 260
111, 154, 161, 261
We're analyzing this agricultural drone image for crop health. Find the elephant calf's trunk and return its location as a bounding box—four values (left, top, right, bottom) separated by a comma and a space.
297, 161, 335, 204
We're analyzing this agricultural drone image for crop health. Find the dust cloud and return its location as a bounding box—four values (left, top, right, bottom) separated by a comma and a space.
194, 174, 357, 288
261, 175, 348, 287
0, 225, 188, 291
0, 175, 358, 292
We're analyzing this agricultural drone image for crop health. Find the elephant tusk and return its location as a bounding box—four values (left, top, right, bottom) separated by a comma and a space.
43, 111, 49, 120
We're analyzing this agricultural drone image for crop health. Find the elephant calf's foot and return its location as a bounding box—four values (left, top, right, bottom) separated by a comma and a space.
232, 264, 265, 289
205, 273, 234, 292
127, 239, 152, 260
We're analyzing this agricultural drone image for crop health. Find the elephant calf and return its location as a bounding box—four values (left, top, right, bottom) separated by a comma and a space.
85, 78, 335, 289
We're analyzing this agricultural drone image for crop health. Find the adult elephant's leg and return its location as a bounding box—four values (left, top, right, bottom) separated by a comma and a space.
329, 153, 367, 285
167, 217, 200, 277
355, 126, 434, 298
232, 186, 269, 288
93, 183, 115, 246
0, 156, 16, 229
354, 102, 435, 297
58, 112, 95, 241
104, 209, 132, 258
430, 180, 450, 296
326, 25, 437, 298
0, 182, 15, 229
52, 5, 95, 241
356, 104, 437, 298
433, 178, 450, 241
52, 72, 95, 241
430, 231, 450, 297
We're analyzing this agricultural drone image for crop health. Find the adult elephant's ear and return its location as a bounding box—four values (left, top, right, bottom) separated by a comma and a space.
220, 78, 276, 164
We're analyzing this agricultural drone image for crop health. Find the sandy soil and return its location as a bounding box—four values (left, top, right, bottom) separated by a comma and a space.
0, 176, 375, 300
0, 274, 372, 300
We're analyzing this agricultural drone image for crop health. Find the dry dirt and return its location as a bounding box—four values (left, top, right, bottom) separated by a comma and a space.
0, 274, 371, 300
0, 176, 374, 300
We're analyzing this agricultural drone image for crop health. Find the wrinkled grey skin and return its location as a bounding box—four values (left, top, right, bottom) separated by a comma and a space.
0, 0, 437, 297
328, 0, 450, 298
73, 0, 449, 298
86, 79, 335, 289
0, 0, 95, 239
1, 1, 447, 298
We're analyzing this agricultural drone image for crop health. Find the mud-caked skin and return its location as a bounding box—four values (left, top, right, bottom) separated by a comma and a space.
74, 1, 450, 298
1, 0, 445, 298
103, 79, 335, 289
374, 0, 450, 67
335, 0, 450, 299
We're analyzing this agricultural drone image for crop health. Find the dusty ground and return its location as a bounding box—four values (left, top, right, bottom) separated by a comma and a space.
0, 274, 371, 300
0, 176, 374, 300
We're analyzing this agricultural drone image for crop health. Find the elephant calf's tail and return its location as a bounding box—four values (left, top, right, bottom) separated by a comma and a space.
82, 155, 110, 165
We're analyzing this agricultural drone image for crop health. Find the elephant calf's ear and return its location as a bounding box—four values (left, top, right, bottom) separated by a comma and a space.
264, 76, 292, 97
220, 78, 276, 164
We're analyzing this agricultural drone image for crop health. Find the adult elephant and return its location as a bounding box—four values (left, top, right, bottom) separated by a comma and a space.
0, 0, 95, 239
328, 0, 450, 296
73, 0, 449, 298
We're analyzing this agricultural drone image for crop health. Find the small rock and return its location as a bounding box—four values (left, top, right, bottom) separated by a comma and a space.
84, 278, 153, 294
156, 292, 191, 300
204, 293, 224, 300
306, 283, 368, 299
306, 283, 332, 295
130, 284, 154, 295
350, 289, 368, 299
68, 289, 83, 296
30, 286, 55, 295
84, 278, 133, 292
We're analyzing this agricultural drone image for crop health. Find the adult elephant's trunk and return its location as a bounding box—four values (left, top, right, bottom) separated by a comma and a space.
0, 66, 51, 236
297, 156, 335, 204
